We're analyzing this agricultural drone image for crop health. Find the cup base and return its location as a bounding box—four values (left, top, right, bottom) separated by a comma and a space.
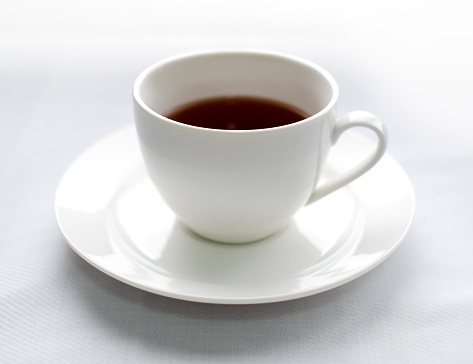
180, 220, 291, 244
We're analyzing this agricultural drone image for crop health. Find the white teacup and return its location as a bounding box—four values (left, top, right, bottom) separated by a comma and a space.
133, 50, 387, 243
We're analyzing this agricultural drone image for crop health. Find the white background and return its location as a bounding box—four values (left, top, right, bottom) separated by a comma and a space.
1, 1, 473, 362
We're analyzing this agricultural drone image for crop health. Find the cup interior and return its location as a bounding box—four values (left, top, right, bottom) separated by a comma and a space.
134, 51, 337, 121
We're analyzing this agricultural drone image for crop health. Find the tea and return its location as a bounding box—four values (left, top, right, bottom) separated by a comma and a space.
166, 96, 308, 130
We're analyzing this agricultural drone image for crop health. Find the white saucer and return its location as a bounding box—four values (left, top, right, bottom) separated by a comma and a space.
55, 127, 415, 304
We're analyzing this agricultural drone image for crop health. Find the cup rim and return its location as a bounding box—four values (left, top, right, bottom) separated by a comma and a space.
133, 49, 339, 134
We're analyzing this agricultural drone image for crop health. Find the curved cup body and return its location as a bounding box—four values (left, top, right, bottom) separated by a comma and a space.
133, 50, 385, 243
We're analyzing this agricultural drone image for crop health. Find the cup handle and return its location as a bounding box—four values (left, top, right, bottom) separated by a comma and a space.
306, 111, 388, 204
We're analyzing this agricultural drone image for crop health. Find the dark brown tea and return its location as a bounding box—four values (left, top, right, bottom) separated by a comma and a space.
166, 96, 308, 130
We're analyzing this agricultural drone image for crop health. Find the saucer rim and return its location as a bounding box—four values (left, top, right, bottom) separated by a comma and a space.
56, 126, 415, 304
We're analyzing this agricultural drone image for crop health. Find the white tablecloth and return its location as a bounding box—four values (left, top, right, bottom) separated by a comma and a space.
1, 1, 472, 362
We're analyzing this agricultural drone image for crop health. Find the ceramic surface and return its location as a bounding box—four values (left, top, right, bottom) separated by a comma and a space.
55, 127, 414, 304
133, 50, 387, 243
